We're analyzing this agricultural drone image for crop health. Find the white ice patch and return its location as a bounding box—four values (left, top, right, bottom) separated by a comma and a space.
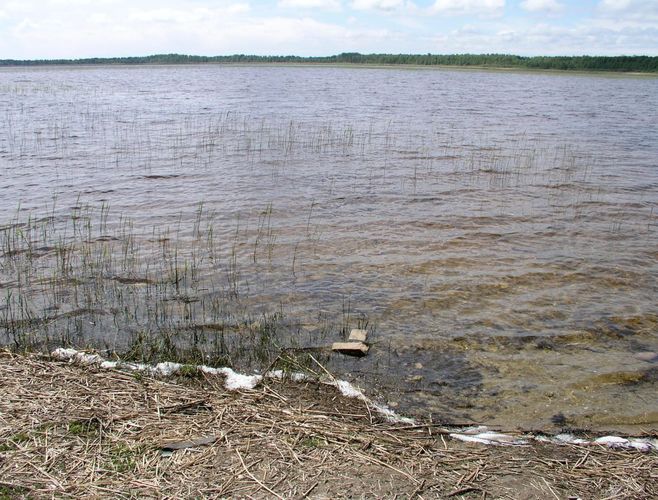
592, 436, 658, 452
199, 365, 221, 376
476, 432, 528, 445
628, 439, 657, 452
291, 372, 310, 382
460, 425, 490, 435
263, 370, 309, 382
450, 432, 527, 446
335, 380, 367, 400
51, 348, 102, 365
265, 370, 285, 380
553, 434, 590, 445
333, 379, 416, 424
371, 403, 415, 425
451, 433, 498, 445
218, 367, 262, 390
154, 362, 183, 376
198, 365, 261, 389
530, 433, 657, 451
51, 348, 78, 360
124, 362, 150, 372
51, 348, 262, 391
594, 436, 629, 447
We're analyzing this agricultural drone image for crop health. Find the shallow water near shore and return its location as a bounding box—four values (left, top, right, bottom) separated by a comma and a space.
1, 64, 657, 433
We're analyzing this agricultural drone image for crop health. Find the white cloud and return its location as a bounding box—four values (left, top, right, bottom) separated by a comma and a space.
278, 0, 342, 10
0, 0, 656, 58
430, 0, 505, 16
351, 0, 407, 11
0, 2, 399, 59
597, 0, 658, 17
520, 0, 564, 14
598, 0, 633, 11
432, 21, 658, 55
594, 0, 658, 30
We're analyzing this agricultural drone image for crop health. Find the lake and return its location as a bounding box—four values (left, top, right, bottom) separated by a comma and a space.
1, 64, 656, 432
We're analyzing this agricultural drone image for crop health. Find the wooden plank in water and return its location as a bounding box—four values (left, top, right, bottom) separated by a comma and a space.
332, 342, 369, 356
348, 329, 368, 342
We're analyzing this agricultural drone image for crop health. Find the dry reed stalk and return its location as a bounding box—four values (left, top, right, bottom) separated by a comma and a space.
0, 350, 655, 499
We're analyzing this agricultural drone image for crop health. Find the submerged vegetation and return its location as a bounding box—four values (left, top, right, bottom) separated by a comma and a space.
2, 52, 658, 73
0, 199, 341, 369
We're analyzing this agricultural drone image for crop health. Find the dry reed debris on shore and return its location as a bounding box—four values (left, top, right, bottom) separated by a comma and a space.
0, 350, 656, 499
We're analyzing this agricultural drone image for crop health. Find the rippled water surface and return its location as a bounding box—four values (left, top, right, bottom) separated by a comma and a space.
1, 65, 657, 432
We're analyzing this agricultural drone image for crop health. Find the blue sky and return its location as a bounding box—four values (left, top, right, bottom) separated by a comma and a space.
0, 0, 656, 59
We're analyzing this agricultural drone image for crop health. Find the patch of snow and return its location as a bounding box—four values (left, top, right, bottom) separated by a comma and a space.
264, 370, 310, 382
450, 432, 527, 446
78, 353, 103, 365
628, 440, 653, 452
371, 403, 415, 425
199, 365, 221, 375
51, 348, 78, 360
461, 425, 490, 435
334, 379, 415, 424
51, 348, 102, 365
450, 433, 499, 445
218, 367, 262, 390
124, 362, 149, 372
265, 370, 285, 380
154, 362, 182, 376
553, 433, 587, 445
592, 436, 657, 451
290, 372, 310, 382
197, 365, 262, 389
335, 380, 367, 400
594, 436, 629, 447
476, 432, 527, 445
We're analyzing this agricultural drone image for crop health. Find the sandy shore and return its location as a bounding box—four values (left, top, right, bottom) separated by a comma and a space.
1, 350, 656, 499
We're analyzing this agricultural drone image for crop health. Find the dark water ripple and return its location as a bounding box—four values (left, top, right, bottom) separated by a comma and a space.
1, 65, 657, 431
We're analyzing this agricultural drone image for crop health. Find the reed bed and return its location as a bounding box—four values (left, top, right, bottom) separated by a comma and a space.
0, 199, 343, 369
0, 110, 613, 366
0, 350, 655, 499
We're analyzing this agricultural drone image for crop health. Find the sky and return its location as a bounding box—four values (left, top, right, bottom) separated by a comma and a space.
0, 0, 657, 59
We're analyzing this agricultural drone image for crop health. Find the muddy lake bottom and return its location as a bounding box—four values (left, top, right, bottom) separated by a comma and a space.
1, 64, 657, 434
1, 351, 657, 499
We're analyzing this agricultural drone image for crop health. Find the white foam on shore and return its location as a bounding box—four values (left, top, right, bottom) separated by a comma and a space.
49, 348, 657, 451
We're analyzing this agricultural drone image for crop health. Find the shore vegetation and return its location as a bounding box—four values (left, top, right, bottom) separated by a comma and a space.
2, 53, 657, 73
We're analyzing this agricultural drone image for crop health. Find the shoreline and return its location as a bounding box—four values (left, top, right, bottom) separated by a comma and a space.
49, 347, 658, 448
1, 349, 656, 498
2, 61, 657, 78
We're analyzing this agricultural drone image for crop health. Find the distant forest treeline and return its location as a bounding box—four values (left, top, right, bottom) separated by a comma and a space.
2, 53, 658, 73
